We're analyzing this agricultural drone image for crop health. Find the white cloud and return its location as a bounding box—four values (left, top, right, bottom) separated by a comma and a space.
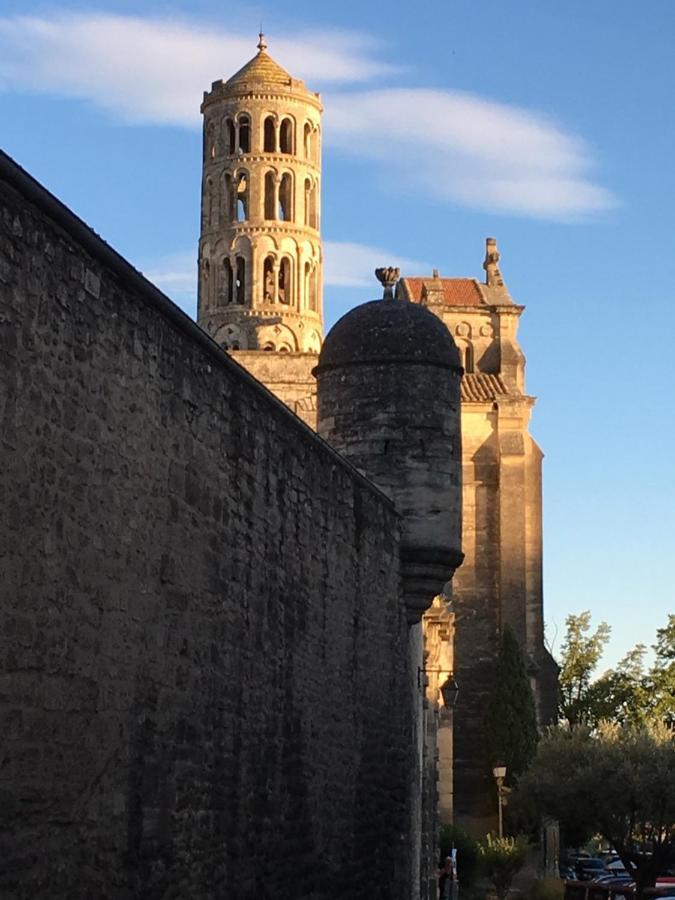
325, 88, 617, 220
142, 250, 197, 318
324, 241, 429, 288
0, 13, 391, 127
0, 12, 616, 219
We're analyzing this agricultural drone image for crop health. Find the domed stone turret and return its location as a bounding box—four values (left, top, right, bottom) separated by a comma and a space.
315, 268, 464, 623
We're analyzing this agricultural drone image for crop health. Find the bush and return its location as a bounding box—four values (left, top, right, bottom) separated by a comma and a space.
439, 823, 480, 887
478, 833, 529, 900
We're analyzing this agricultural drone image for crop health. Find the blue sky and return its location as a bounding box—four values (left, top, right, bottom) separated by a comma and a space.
1, 1, 673, 671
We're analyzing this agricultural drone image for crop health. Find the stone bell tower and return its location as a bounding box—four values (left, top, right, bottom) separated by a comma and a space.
197, 35, 323, 421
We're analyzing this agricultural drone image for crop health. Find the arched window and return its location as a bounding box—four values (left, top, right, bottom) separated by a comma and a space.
280, 118, 293, 154
464, 343, 475, 373
309, 265, 318, 311
203, 177, 213, 227
263, 255, 275, 303
304, 262, 311, 309
222, 258, 233, 304
303, 122, 312, 159
201, 258, 210, 307
313, 126, 320, 165
226, 119, 235, 155
304, 178, 311, 227
278, 257, 291, 305
263, 342, 275, 352
306, 179, 318, 229
264, 171, 276, 220
235, 171, 248, 221
278, 172, 292, 222
264, 116, 276, 153
223, 173, 233, 222
235, 257, 246, 304
237, 114, 250, 154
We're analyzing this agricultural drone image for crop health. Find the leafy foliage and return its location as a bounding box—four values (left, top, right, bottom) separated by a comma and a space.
478, 833, 529, 900
558, 612, 611, 726
557, 613, 675, 729
484, 625, 539, 782
513, 722, 675, 897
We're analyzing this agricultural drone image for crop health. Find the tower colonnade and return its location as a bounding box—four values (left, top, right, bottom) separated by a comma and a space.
198, 36, 323, 355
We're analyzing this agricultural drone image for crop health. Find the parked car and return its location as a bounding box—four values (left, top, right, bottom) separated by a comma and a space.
560, 864, 576, 881
575, 858, 608, 881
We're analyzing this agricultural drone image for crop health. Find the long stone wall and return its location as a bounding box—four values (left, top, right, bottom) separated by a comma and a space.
0, 153, 411, 899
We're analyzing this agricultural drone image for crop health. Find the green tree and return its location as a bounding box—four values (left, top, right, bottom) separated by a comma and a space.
584, 644, 649, 728
484, 625, 539, 782
558, 611, 611, 727
514, 722, 675, 899
647, 615, 675, 726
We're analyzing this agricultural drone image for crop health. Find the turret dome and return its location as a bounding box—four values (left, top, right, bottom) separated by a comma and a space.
316, 271, 461, 373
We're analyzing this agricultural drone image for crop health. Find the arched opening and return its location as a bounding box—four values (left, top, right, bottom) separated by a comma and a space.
203, 177, 213, 227
304, 178, 311, 227
464, 343, 475, 373
222, 258, 233, 304
201, 258, 210, 307
226, 119, 235, 155
237, 115, 250, 153
223, 173, 233, 222
278, 345, 290, 353
303, 122, 312, 159
313, 126, 320, 165
236, 171, 248, 221
278, 257, 291, 305
262, 342, 275, 352
304, 261, 311, 309
309, 265, 318, 311
231, 341, 240, 350
278, 172, 292, 222
264, 171, 276, 220
280, 118, 293, 154
264, 116, 276, 153
307, 180, 318, 229
263, 255, 275, 303
235, 257, 246, 304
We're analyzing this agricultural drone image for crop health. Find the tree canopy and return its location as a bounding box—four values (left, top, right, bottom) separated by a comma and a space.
514, 722, 675, 897
557, 613, 675, 729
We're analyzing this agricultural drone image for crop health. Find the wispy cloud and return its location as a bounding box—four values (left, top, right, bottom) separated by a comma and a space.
0, 13, 391, 126
0, 12, 616, 219
324, 241, 429, 288
325, 88, 617, 221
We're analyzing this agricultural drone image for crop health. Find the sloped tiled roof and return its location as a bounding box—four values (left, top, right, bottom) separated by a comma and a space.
226, 51, 293, 88
400, 277, 485, 307
461, 373, 509, 402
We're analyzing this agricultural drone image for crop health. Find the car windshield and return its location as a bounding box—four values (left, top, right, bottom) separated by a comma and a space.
583, 860, 606, 869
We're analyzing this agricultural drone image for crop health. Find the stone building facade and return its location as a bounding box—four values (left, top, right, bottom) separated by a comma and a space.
198, 41, 558, 838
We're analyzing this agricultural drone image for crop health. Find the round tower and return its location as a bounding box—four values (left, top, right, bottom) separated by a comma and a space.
314, 268, 464, 624
198, 34, 323, 354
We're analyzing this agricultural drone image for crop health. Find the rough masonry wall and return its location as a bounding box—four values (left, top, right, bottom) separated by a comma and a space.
0, 159, 411, 900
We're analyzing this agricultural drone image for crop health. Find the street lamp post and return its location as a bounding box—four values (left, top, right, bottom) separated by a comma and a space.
492, 765, 507, 838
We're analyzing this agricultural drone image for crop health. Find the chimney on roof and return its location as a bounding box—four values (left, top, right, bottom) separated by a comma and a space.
483, 237, 504, 287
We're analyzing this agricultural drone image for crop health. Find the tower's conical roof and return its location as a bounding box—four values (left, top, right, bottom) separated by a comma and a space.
225, 35, 293, 88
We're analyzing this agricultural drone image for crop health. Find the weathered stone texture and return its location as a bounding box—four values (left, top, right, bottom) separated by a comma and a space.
0, 160, 411, 899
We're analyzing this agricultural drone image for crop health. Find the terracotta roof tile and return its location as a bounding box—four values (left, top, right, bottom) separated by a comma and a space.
401, 277, 485, 307
461, 373, 509, 402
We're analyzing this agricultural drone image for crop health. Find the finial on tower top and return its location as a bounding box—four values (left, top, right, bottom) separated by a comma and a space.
257, 30, 267, 52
